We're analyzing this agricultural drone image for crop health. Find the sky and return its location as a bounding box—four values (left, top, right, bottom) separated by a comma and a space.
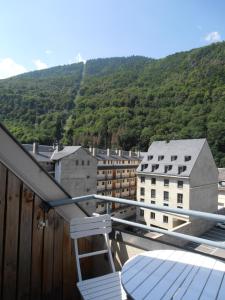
0, 0, 224, 79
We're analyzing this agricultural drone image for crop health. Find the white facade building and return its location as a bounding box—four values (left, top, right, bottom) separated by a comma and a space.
136, 139, 218, 230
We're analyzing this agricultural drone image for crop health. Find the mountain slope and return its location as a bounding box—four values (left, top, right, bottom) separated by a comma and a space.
0, 43, 225, 165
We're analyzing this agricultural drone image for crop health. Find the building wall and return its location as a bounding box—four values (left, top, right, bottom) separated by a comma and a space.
137, 174, 189, 230
218, 189, 225, 207
56, 148, 97, 197
190, 142, 218, 187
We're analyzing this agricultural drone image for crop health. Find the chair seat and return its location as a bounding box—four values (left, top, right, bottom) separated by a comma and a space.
77, 271, 127, 300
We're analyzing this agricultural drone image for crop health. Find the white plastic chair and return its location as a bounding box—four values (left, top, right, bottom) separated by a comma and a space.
70, 214, 127, 300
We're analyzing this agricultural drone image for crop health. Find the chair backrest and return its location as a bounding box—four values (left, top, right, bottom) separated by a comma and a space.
70, 214, 112, 239
70, 214, 115, 282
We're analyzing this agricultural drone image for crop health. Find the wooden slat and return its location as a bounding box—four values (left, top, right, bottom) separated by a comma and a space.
52, 213, 64, 300
30, 195, 44, 300
77, 272, 126, 300
42, 209, 55, 300
70, 214, 111, 226
62, 222, 77, 300
71, 227, 111, 239
17, 185, 34, 300
0, 163, 7, 296
70, 220, 111, 232
3, 171, 21, 300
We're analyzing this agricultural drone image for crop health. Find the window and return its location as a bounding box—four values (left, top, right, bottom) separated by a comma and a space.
148, 155, 153, 160
163, 215, 169, 223
150, 212, 155, 219
177, 193, 183, 203
141, 176, 145, 183
140, 187, 145, 196
164, 179, 169, 186
177, 206, 183, 209
151, 189, 156, 198
163, 203, 169, 206
140, 210, 144, 217
140, 198, 144, 202
82, 160, 84, 166
164, 191, 169, 201
76, 160, 79, 165
171, 155, 177, 161
151, 200, 156, 204
164, 165, 172, 173
141, 164, 148, 171
158, 155, 164, 161
87, 160, 90, 165
151, 178, 156, 185
151, 164, 159, 172
87, 175, 90, 179
184, 155, 191, 162
178, 166, 187, 174
178, 181, 183, 188
102, 182, 104, 185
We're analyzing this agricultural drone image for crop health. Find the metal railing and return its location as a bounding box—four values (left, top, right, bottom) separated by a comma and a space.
49, 194, 225, 251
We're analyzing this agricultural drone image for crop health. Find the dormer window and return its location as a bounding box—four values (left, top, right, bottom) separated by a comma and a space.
178, 165, 187, 174
141, 164, 148, 171
148, 155, 153, 161
152, 164, 159, 172
184, 155, 191, 161
164, 165, 172, 173
158, 155, 164, 161
171, 155, 177, 161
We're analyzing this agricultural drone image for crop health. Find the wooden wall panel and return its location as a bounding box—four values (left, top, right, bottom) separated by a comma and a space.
0, 162, 94, 300
30, 195, 44, 300
2, 171, 21, 300
17, 185, 34, 300
42, 209, 55, 300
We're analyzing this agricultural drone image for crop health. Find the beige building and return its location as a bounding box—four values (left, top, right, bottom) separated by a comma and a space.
89, 148, 141, 218
136, 139, 218, 230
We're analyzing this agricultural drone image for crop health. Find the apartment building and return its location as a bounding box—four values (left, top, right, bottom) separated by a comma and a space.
89, 148, 141, 217
218, 168, 225, 208
136, 139, 218, 230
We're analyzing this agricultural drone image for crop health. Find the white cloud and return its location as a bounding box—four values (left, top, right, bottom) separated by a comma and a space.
204, 31, 221, 44
73, 53, 86, 64
33, 59, 48, 70
45, 49, 52, 55
0, 58, 27, 79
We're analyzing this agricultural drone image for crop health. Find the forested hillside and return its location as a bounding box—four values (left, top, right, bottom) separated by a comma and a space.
0, 42, 225, 165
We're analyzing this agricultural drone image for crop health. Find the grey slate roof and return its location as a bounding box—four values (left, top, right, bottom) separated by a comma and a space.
23, 144, 54, 162
51, 146, 81, 160
137, 139, 206, 177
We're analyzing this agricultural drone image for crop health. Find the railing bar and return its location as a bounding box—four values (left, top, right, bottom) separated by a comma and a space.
48, 194, 225, 223
111, 217, 225, 251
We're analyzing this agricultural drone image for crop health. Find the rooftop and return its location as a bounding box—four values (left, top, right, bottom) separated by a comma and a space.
137, 138, 207, 177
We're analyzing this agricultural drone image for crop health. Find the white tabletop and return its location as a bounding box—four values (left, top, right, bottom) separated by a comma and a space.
121, 249, 225, 300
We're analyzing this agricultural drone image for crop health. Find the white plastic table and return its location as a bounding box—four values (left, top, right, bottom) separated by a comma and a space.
121, 249, 225, 300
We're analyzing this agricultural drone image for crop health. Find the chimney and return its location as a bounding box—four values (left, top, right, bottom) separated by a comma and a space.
129, 150, 132, 157
107, 148, 110, 156
33, 142, 38, 154
118, 149, 122, 157
92, 147, 97, 156
89, 146, 92, 153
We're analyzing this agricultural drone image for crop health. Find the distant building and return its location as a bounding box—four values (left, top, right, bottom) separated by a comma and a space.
218, 168, 225, 208
88, 148, 142, 218
23, 143, 97, 214
136, 139, 218, 230
23, 142, 55, 175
